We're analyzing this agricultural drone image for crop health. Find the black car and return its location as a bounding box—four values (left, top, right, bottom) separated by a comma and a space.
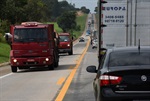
87, 46, 150, 101
79, 37, 85, 42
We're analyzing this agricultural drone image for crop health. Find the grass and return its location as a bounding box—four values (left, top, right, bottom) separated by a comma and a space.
73, 14, 88, 38
46, 14, 88, 39
0, 41, 11, 63
0, 13, 88, 64
45, 22, 63, 33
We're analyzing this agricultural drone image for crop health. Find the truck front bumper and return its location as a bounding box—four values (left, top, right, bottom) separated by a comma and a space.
59, 49, 71, 53
10, 56, 53, 67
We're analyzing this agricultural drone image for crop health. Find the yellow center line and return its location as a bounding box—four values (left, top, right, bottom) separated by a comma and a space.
68, 66, 74, 69
55, 38, 90, 101
57, 77, 66, 85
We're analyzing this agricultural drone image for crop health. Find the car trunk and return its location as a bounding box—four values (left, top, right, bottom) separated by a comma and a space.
107, 66, 150, 93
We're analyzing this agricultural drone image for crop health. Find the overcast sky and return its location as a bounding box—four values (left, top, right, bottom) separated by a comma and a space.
59, 0, 98, 13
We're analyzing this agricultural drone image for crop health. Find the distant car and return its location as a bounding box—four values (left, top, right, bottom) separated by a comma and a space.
92, 39, 98, 49
87, 46, 150, 101
79, 37, 85, 42
91, 19, 94, 24
86, 30, 91, 36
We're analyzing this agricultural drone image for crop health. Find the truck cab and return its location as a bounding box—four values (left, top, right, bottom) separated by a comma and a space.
58, 33, 73, 55
7, 22, 59, 72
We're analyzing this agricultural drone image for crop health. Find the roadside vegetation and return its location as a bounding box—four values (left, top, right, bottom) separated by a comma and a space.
46, 22, 63, 33
73, 14, 87, 39
0, 42, 11, 63
0, 0, 90, 36
47, 13, 87, 39
0, 0, 88, 64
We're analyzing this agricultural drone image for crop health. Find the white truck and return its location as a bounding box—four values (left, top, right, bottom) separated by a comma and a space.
101, 0, 150, 48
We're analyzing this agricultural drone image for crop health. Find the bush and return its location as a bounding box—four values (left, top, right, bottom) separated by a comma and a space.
76, 25, 81, 31
0, 33, 2, 42
0, 20, 10, 36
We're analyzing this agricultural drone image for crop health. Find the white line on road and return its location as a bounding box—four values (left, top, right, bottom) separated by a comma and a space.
0, 73, 13, 79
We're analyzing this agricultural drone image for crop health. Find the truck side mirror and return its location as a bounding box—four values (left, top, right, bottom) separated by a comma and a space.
5, 34, 9, 41
4, 33, 12, 45
4, 33, 12, 43
53, 32, 56, 38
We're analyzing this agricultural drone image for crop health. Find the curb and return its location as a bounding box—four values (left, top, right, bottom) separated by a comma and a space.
0, 62, 10, 67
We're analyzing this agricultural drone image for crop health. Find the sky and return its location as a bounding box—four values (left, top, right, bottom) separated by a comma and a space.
58, 0, 98, 13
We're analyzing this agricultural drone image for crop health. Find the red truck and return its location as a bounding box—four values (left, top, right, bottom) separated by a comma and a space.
58, 33, 73, 55
6, 22, 59, 72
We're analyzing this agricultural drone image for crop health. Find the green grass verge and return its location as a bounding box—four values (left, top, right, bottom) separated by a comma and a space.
0, 41, 11, 63
46, 14, 88, 39
45, 22, 63, 33
0, 14, 88, 64
73, 14, 88, 39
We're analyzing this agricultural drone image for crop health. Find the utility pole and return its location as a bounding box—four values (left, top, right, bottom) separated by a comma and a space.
98, 0, 107, 65
130, 0, 133, 46
98, 0, 101, 63
134, 0, 137, 46
126, 0, 129, 46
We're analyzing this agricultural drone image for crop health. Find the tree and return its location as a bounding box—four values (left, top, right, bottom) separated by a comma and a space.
57, 11, 76, 32
59, 1, 76, 13
0, 0, 78, 31
24, 0, 47, 22
0, 0, 28, 24
94, 7, 98, 13
42, 0, 57, 21
0, 1, 6, 20
51, 0, 60, 21
80, 6, 90, 14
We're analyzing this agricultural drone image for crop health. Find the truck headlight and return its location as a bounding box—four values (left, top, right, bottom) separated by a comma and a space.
45, 58, 49, 61
67, 44, 70, 46
13, 59, 17, 63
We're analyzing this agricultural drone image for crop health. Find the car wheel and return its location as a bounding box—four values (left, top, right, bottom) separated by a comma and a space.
54, 53, 59, 68
11, 66, 17, 72
48, 63, 54, 70
69, 49, 73, 55
54, 61, 59, 67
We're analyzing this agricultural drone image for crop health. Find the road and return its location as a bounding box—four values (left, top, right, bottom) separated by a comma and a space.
62, 43, 98, 101
0, 37, 91, 101
0, 14, 98, 101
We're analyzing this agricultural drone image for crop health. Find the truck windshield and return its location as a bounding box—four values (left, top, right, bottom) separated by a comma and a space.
59, 36, 70, 42
14, 28, 48, 42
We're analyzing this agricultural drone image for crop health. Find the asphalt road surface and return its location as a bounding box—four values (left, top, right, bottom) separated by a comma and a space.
63, 42, 98, 101
0, 14, 97, 101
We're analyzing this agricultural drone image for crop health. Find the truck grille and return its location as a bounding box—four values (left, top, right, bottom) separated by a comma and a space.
23, 62, 38, 65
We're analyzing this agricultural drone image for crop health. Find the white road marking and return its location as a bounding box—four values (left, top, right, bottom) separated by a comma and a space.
0, 73, 13, 79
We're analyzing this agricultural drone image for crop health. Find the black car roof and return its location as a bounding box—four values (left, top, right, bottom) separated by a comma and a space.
107, 46, 150, 52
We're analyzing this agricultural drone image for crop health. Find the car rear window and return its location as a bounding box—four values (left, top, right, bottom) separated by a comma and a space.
109, 51, 150, 67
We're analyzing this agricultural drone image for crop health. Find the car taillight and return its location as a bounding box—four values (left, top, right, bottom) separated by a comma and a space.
100, 75, 122, 86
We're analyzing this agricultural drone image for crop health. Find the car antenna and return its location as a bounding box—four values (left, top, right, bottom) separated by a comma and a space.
138, 39, 140, 54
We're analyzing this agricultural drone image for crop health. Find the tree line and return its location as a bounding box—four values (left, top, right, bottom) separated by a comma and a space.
0, 0, 90, 34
